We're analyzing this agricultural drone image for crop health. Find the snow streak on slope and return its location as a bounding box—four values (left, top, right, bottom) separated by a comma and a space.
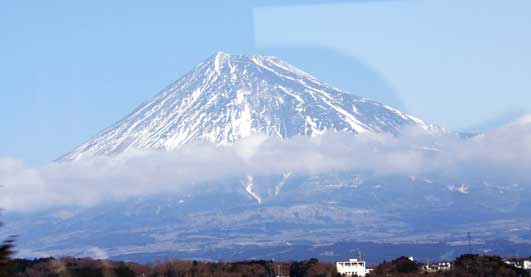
62, 52, 438, 161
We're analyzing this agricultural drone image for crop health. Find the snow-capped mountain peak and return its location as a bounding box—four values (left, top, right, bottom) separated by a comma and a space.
61, 51, 437, 161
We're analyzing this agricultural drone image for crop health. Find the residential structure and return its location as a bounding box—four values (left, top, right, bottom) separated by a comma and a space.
336, 258, 371, 276
423, 262, 453, 273
523, 260, 531, 270
503, 258, 531, 271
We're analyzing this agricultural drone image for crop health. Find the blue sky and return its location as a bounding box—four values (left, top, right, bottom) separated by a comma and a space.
1, 0, 530, 164
255, 0, 531, 129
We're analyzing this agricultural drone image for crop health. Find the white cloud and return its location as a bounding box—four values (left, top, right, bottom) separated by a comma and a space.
1, 122, 531, 212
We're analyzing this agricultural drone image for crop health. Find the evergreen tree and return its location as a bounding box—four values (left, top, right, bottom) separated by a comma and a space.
0, 221, 15, 277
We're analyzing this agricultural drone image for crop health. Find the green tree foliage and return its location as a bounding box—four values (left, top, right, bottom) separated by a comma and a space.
0, 220, 15, 277
289, 258, 336, 277
450, 254, 529, 277
370, 256, 419, 276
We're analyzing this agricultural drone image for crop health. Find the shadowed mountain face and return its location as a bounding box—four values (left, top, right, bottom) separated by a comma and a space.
61, 52, 433, 161
5, 172, 531, 263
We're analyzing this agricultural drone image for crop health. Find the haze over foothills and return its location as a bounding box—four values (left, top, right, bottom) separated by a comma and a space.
1, 0, 531, 265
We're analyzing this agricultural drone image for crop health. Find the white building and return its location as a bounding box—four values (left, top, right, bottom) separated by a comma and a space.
423, 262, 452, 273
503, 258, 531, 270
523, 260, 531, 270
336, 258, 371, 276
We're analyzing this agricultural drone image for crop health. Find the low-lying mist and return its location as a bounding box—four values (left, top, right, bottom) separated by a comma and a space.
2, 118, 531, 212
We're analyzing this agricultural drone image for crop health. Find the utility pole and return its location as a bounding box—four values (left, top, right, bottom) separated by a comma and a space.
467, 232, 472, 254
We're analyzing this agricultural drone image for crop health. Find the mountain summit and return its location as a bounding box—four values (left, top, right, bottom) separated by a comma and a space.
62, 51, 435, 160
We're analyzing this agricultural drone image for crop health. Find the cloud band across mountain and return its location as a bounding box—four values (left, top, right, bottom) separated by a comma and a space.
2, 123, 531, 212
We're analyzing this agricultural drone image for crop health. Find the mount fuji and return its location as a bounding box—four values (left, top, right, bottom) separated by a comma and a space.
5, 52, 531, 263
61, 51, 437, 161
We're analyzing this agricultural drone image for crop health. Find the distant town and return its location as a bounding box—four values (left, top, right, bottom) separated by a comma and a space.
336, 255, 531, 276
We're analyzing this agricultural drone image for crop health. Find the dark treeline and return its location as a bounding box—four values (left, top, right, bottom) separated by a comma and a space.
370, 255, 530, 277
2, 257, 335, 277
0, 254, 530, 277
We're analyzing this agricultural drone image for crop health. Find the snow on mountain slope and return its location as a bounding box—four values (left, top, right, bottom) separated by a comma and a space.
61, 51, 438, 161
